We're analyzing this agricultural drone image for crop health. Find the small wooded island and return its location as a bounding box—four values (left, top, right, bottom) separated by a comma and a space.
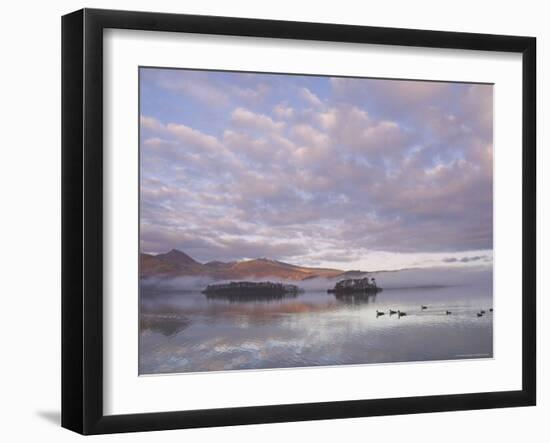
201, 278, 382, 298
327, 277, 382, 294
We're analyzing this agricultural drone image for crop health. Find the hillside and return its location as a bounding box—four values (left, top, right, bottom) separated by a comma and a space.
140, 250, 346, 281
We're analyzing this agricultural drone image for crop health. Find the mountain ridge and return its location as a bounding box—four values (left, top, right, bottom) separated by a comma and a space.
140, 249, 352, 281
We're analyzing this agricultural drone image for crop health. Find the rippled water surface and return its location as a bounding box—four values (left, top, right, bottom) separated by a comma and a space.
139, 277, 493, 374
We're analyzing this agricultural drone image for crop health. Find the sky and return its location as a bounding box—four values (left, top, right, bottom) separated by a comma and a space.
139, 68, 493, 271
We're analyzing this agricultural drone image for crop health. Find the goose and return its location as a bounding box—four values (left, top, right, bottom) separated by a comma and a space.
489, 308, 493, 312
389, 309, 397, 315
421, 305, 428, 310
477, 312, 483, 317
376, 310, 385, 316
480, 310, 486, 314
445, 310, 452, 315
397, 310, 407, 317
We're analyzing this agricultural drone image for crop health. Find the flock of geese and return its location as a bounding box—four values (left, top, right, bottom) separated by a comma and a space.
376, 305, 493, 318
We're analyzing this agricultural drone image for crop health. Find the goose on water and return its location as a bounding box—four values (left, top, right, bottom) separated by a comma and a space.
397, 310, 407, 317
389, 309, 397, 315
421, 305, 428, 310
445, 310, 452, 315
376, 310, 385, 316
477, 312, 483, 317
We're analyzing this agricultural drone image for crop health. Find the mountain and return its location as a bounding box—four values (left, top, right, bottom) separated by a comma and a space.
140, 249, 204, 277
157, 249, 200, 266
224, 258, 342, 280
140, 250, 347, 281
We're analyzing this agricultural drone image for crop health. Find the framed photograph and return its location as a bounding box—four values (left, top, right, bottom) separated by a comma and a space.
62, 8, 536, 434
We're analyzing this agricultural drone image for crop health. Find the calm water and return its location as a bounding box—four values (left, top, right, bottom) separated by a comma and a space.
139, 275, 493, 374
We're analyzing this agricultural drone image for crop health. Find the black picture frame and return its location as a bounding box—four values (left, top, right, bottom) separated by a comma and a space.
62, 8, 536, 435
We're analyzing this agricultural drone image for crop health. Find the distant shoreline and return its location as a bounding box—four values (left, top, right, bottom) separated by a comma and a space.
382, 284, 453, 291
140, 283, 457, 294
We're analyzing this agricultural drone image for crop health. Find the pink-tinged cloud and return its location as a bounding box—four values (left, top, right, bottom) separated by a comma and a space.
140, 68, 493, 268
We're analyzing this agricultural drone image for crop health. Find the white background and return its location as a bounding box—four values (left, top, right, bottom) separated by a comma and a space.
0, 0, 546, 442
104, 30, 522, 415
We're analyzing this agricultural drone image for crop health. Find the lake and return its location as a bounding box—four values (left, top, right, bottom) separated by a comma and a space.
139, 267, 493, 374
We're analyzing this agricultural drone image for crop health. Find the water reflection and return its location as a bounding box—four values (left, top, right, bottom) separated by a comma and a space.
140, 313, 191, 337
139, 284, 493, 374
333, 292, 377, 305
204, 292, 299, 303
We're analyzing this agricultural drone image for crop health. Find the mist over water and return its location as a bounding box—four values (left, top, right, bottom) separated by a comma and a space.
139, 266, 493, 374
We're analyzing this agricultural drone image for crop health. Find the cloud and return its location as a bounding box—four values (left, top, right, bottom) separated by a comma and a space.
299, 87, 323, 107
141, 115, 222, 152
143, 68, 275, 109
330, 77, 449, 114
231, 107, 285, 133
140, 115, 244, 185
165, 122, 222, 152
273, 103, 295, 119
442, 255, 491, 264
157, 73, 230, 107
141, 115, 164, 132
143, 137, 176, 148
291, 124, 330, 149
223, 130, 295, 164
459, 84, 493, 141
231, 83, 271, 103
139, 70, 493, 268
